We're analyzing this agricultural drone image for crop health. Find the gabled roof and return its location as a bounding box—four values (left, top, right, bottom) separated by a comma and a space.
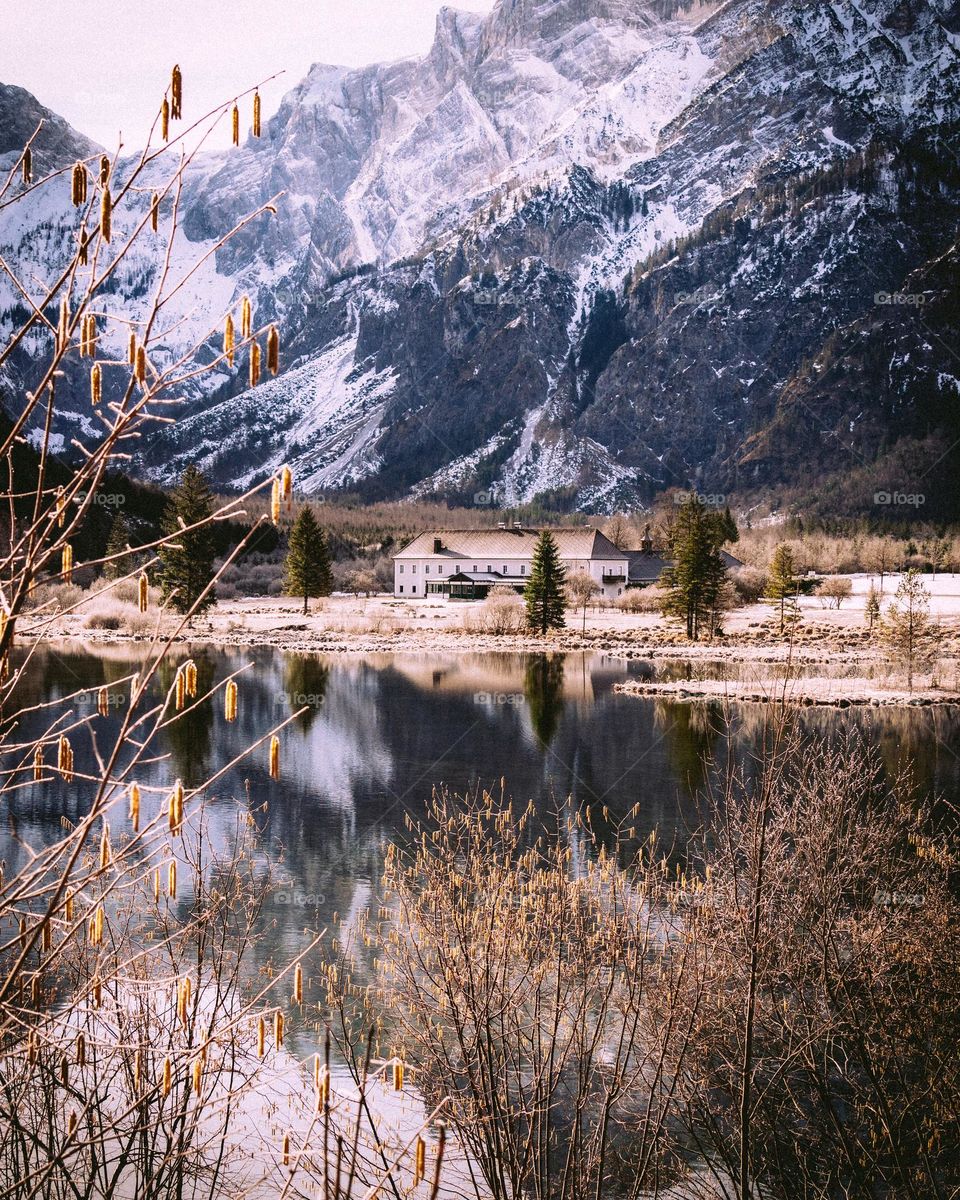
626, 547, 745, 583
394, 527, 628, 561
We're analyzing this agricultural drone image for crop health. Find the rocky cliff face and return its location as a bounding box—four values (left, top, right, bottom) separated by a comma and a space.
2, 0, 959, 514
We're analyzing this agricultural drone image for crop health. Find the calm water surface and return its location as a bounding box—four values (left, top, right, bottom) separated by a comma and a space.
5, 644, 960, 992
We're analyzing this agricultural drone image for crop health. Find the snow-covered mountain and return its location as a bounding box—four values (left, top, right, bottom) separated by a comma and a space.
2, 0, 959, 515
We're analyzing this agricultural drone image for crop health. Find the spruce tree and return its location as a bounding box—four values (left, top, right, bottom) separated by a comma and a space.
283, 506, 333, 614
864, 583, 881, 634
158, 465, 217, 614
766, 543, 798, 634
525, 531, 566, 634
103, 513, 132, 579
659, 498, 728, 640
720, 505, 739, 545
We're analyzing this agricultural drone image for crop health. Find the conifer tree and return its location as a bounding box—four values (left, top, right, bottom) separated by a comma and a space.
525, 531, 566, 634
660, 498, 728, 640
103, 513, 132, 579
719, 505, 739, 545
158, 465, 217, 614
881, 569, 936, 691
766, 543, 798, 634
283, 506, 333, 613
864, 582, 881, 633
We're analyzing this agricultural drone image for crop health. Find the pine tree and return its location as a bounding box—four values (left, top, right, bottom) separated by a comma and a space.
525, 531, 566, 634
283, 506, 333, 614
881, 569, 936, 692
864, 583, 881, 634
719, 505, 739, 545
766, 544, 798, 634
103, 513, 132, 579
659, 498, 728, 640
157, 465, 216, 614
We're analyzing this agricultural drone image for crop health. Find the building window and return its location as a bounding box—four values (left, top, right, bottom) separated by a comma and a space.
399, 564, 404, 573
520, 564, 525, 575
399, 585, 403, 593
411, 565, 417, 574
425, 565, 430, 574
473, 565, 477, 572
487, 564, 492, 573
412, 585, 417, 593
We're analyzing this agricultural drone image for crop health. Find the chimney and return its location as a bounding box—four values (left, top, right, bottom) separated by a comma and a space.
433, 537, 442, 553
641, 524, 652, 554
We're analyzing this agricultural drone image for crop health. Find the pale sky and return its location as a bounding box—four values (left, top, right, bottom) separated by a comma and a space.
0, 0, 497, 151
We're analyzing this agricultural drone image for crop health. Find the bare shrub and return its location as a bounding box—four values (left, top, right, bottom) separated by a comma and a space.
817, 575, 853, 608
616, 585, 665, 613
465, 585, 526, 634
731, 564, 767, 603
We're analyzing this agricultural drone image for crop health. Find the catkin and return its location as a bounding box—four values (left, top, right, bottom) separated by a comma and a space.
99, 822, 111, 869
41, 920, 52, 952
224, 313, 235, 366
151, 192, 159, 232
175, 669, 186, 710
67, 1112, 78, 1137
168, 860, 177, 898
224, 679, 238, 722
82, 313, 97, 357
184, 660, 197, 697
153, 867, 160, 902
171, 65, 183, 119
280, 464, 292, 502
257, 1015, 266, 1058
241, 294, 252, 338
169, 779, 184, 833
21, 147, 32, 185
414, 1135, 426, 1186
249, 341, 261, 388
72, 162, 87, 206
135, 343, 147, 385
62, 544, 73, 584
128, 331, 137, 364
65, 891, 74, 923
56, 734, 71, 782
293, 963, 303, 1005
138, 572, 149, 612
78, 232, 89, 266
56, 487, 65, 527
192, 1058, 202, 1094
58, 298, 69, 352
162, 1057, 171, 1097
253, 90, 261, 137
269, 734, 280, 780
270, 478, 281, 524
267, 324, 279, 375
90, 905, 103, 946
33, 744, 43, 781
99, 155, 110, 187
97, 686, 109, 717
161, 97, 170, 141
129, 782, 140, 831
282, 1132, 291, 1168
274, 1010, 284, 1050
100, 186, 112, 243
232, 104, 240, 146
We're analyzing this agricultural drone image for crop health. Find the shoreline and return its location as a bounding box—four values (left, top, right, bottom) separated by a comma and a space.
30, 608, 960, 708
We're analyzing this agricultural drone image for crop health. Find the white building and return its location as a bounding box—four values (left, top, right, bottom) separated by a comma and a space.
392, 525, 629, 600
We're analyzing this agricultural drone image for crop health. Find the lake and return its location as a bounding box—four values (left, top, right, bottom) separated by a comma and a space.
6, 645, 960, 933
